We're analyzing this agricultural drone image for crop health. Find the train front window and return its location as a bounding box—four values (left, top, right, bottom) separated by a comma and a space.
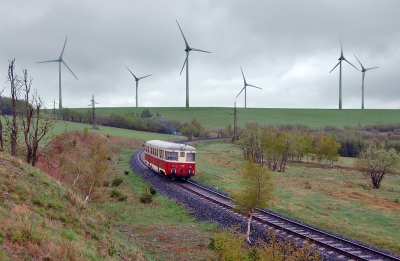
166, 152, 178, 161
186, 153, 195, 162
180, 152, 185, 157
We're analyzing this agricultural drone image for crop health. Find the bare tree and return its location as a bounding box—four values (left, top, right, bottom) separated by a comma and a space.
20, 69, 56, 166
0, 87, 4, 151
3, 59, 22, 156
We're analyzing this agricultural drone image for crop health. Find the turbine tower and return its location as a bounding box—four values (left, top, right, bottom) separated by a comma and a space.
329, 43, 358, 109
236, 67, 262, 108
176, 20, 210, 108
353, 54, 378, 110
37, 37, 78, 109
125, 66, 152, 107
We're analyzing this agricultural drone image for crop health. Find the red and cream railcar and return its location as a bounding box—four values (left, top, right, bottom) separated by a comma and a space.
144, 140, 196, 179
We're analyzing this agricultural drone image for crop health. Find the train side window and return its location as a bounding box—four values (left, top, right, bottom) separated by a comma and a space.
180, 152, 185, 157
186, 153, 195, 162
167, 152, 178, 161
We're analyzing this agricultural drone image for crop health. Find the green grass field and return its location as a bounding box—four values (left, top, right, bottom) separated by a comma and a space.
191, 139, 400, 255
52, 120, 181, 141
61, 107, 400, 130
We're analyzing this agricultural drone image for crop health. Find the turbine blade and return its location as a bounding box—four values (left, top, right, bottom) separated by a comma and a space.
247, 84, 263, 90
176, 20, 190, 49
191, 48, 211, 53
60, 37, 68, 60
365, 67, 379, 71
236, 87, 245, 98
138, 74, 152, 80
344, 59, 359, 71
125, 65, 138, 80
329, 62, 340, 73
353, 53, 364, 70
340, 42, 343, 57
37, 59, 60, 63
240, 67, 246, 85
179, 54, 188, 75
62, 60, 78, 80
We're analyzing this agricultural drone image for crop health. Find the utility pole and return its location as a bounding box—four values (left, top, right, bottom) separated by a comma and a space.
233, 102, 238, 143
89, 95, 99, 129
51, 99, 58, 119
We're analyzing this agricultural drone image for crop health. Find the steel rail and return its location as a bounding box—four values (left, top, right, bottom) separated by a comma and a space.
136, 148, 399, 261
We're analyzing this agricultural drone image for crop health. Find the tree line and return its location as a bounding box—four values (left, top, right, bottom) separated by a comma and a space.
236, 122, 400, 189
236, 122, 341, 171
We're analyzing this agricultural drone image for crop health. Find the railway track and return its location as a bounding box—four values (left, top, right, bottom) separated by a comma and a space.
136, 149, 400, 261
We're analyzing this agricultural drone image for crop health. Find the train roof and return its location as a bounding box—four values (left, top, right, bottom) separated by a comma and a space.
146, 140, 196, 152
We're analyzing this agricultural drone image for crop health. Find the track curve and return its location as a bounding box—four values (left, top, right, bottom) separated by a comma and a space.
131, 148, 400, 261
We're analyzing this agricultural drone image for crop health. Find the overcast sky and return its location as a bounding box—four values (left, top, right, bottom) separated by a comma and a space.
1, 0, 399, 109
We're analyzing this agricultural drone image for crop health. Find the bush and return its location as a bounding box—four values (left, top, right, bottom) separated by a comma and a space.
124, 170, 130, 175
118, 195, 128, 202
112, 178, 123, 187
139, 193, 152, 204
110, 189, 122, 198
83, 127, 89, 139
149, 186, 157, 195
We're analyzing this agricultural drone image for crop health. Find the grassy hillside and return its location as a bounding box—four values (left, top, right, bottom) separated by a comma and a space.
0, 130, 216, 260
62, 107, 400, 130
0, 152, 143, 260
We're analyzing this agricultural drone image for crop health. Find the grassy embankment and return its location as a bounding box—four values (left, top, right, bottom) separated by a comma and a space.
0, 124, 216, 260
191, 139, 400, 255
66, 107, 400, 130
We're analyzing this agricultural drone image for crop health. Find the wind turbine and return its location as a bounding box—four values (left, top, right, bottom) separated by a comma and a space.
37, 37, 78, 109
236, 67, 262, 108
176, 20, 210, 108
353, 54, 378, 109
125, 66, 152, 107
329, 43, 358, 109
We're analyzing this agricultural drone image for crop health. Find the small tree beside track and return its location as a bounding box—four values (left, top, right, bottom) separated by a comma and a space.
355, 143, 400, 189
233, 160, 274, 243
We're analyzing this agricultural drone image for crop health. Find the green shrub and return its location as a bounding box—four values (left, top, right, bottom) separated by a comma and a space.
11, 230, 29, 245
149, 186, 157, 195
139, 193, 152, 204
395, 198, 399, 204
0, 231, 4, 244
112, 178, 123, 187
33, 199, 43, 207
108, 241, 117, 256
61, 229, 76, 241
118, 195, 128, 202
83, 127, 89, 139
110, 189, 121, 198
124, 170, 130, 175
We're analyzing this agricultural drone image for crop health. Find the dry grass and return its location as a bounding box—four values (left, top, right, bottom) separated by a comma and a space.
191, 139, 400, 255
